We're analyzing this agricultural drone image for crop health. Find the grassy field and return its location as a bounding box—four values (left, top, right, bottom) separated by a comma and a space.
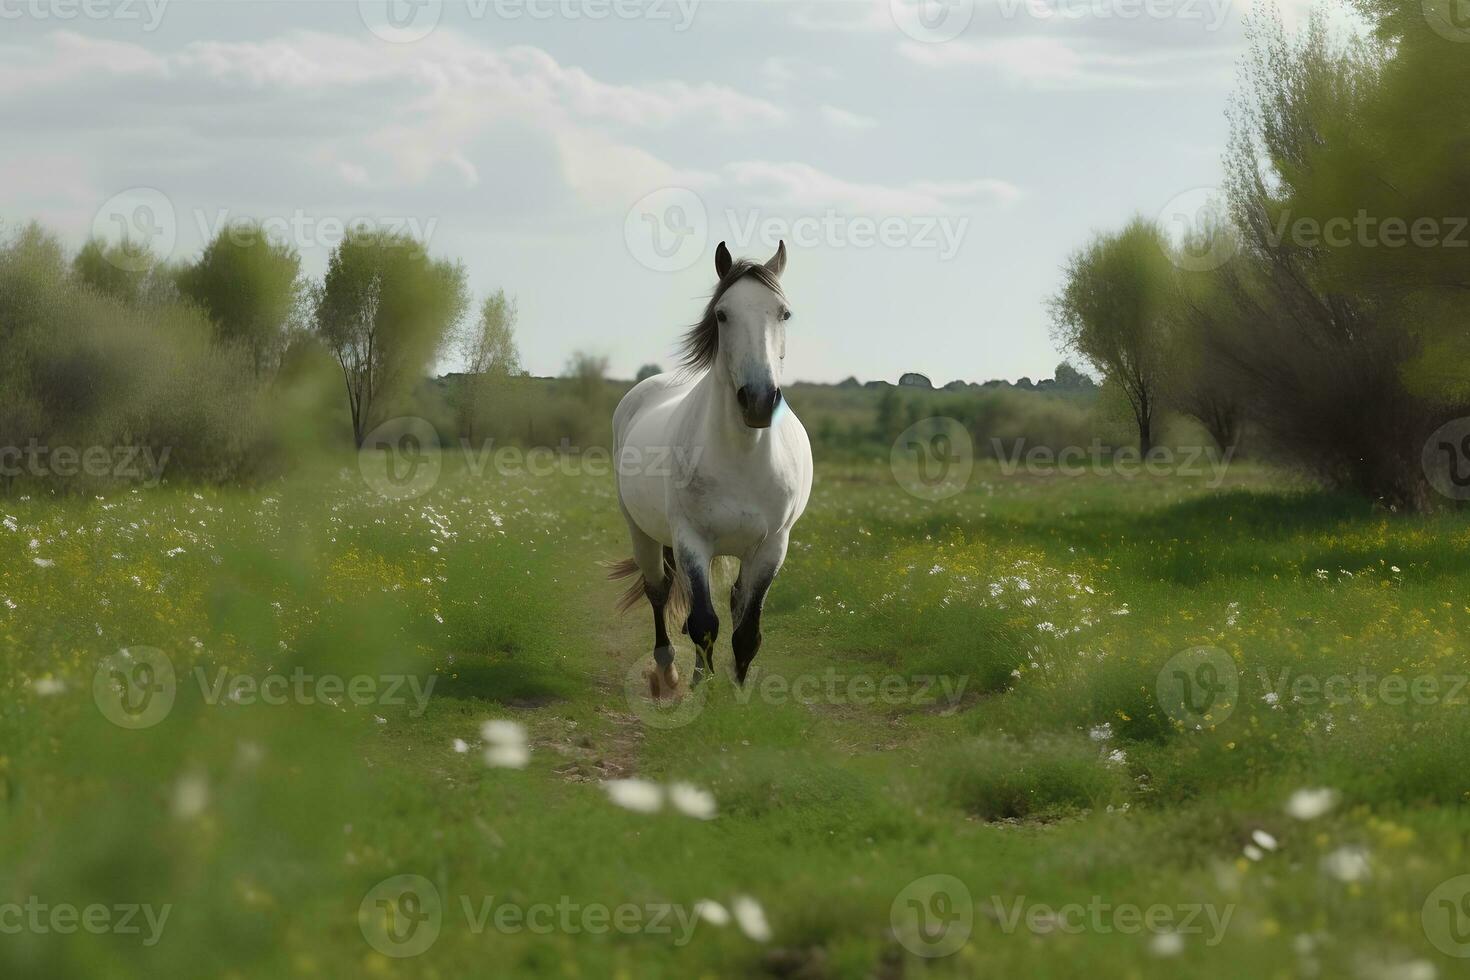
4, 450, 1470, 979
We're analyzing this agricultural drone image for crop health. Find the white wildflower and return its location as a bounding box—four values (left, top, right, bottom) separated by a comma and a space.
172, 771, 209, 820
484, 743, 530, 769
1321, 845, 1371, 883
1286, 787, 1340, 821
732, 895, 772, 942
603, 778, 663, 814
1149, 932, 1184, 957
668, 782, 717, 820
693, 899, 730, 926
481, 719, 527, 747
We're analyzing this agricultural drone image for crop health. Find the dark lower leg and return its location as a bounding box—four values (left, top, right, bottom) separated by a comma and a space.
731, 573, 772, 685
681, 550, 718, 677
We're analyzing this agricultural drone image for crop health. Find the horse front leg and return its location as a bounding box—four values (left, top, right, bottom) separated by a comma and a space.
676, 535, 719, 685
730, 533, 788, 685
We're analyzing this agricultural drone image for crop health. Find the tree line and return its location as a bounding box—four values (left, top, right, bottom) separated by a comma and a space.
1051, 0, 1470, 511
0, 220, 523, 485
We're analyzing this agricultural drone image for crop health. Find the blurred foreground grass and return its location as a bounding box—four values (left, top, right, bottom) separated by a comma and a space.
3, 456, 1469, 978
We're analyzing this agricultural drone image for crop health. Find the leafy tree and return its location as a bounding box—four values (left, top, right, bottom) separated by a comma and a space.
563, 351, 609, 407
315, 229, 469, 447
635, 363, 662, 382
1050, 218, 1176, 454
72, 239, 150, 304
1206, 7, 1464, 508
177, 224, 302, 374
453, 289, 521, 442
873, 385, 901, 442
1162, 226, 1245, 453
1052, 361, 1095, 392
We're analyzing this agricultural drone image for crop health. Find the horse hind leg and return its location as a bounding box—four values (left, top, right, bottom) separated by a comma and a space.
629, 531, 681, 698
645, 550, 682, 698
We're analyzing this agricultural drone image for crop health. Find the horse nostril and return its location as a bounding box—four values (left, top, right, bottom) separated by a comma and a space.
736, 386, 750, 410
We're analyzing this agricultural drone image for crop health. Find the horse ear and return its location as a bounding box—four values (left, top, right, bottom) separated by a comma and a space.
765, 240, 787, 277
715, 241, 733, 279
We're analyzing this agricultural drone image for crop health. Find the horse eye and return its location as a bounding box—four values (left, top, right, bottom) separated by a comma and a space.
780, 309, 792, 321
716, 310, 727, 323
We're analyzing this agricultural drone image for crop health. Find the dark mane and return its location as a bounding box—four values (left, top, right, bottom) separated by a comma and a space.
677, 260, 786, 373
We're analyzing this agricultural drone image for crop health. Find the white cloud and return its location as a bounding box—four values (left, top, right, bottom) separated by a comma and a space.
759, 55, 840, 94
898, 35, 1233, 89
0, 28, 786, 212
724, 161, 1019, 213
788, 0, 891, 34
820, 105, 878, 130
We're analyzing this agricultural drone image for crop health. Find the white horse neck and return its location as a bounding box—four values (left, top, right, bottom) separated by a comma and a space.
687, 356, 776, 456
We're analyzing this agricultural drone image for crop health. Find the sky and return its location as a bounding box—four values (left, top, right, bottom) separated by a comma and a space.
0, 0, 1325, 383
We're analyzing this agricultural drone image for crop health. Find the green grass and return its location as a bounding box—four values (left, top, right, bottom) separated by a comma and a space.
3, 455, 1469, 978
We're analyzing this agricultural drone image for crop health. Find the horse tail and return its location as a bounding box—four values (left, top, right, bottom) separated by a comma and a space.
604, 552, 690, 623
604, 557, 647, 613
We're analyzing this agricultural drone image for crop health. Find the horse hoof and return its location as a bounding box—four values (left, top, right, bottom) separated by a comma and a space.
648, 663, 680, 700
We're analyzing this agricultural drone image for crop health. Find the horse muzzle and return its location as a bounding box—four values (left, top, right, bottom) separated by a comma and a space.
735, 385, 782, 429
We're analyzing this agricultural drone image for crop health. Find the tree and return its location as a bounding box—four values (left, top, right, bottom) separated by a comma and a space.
453, 289, 521, 442
563, 351, 609, 407
73, 239, 150, 305
1050, 218, 1176, 454
314, 229, 469, 447
1203, 7, 1465, 509
1052, 361, 1096, 392
177, 223, 302, 374
635, 363, 662, 382
1161, 226, 1245, 453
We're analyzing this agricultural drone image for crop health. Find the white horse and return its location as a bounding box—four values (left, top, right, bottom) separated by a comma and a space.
609, 240, 812, 696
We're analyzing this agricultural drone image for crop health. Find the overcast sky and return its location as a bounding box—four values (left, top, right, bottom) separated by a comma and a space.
0, 0, 1326, 383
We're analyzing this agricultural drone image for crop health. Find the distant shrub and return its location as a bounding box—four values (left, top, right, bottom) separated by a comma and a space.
0, 224, 270, 489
